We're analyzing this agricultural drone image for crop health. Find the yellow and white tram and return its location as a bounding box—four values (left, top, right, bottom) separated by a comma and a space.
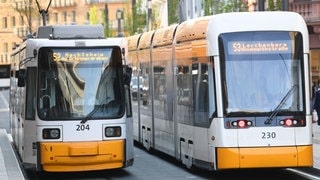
127, 11, 313, 170
10, 25, 134, 172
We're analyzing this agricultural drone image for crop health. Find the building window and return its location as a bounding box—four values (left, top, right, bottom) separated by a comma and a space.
54, 13, 58, 24
63, 11, 67, 23
12, 42, 17, 51
38, 16, 41, 27
4, 43, 8, 52
3, 43, 8, 62
20, 16, 24, 26
86, 12, 90, 23
11, 16, 16, 27
72, 11, 76, 23
2, 17, 7, 28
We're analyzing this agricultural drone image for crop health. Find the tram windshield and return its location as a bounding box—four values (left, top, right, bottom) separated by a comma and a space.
37, 47, 124, 120
219, 31, 304, 116
0, 64, 10, 79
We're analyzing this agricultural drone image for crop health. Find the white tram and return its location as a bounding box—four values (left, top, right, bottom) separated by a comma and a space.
127, 11, 313, 170
10, 25, 134, 172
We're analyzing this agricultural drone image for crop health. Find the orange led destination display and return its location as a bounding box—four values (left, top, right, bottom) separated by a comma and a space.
52, 49, 112, 62
228, 40, 292, 54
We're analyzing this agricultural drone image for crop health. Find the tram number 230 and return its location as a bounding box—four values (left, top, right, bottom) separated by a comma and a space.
261, 132, 276, 139
76, 124, 90, 131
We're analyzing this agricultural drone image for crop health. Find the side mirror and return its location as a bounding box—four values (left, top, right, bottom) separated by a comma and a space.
123, 66, 132, 86
17, 69, 26, 87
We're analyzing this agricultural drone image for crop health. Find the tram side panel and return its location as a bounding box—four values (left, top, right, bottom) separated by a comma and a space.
174, 38, 213, 169
152, 45, 175, 157
138, 48, 153, 150
127, 34, 142, 143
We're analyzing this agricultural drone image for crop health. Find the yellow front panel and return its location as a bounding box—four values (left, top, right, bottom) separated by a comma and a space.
217, 147, 240, 169
297, 146, 313, 166
40, 140, 124, 172
217, 145, 313, 170
239, 147, 297, 168
69, 142, 98, 156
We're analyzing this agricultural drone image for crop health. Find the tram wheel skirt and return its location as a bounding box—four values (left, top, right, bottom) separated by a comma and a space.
40, 140, 125, 172
216, 145, 313, 170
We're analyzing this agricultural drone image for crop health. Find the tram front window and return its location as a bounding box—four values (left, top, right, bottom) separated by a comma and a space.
0, 65, 10, 78
38, 47, 124, 120
219, 31, 304, 116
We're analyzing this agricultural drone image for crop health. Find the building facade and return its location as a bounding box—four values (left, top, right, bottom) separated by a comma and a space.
1, 0, 320, 85
290, 0, 320, 87
0, 0, 130, 65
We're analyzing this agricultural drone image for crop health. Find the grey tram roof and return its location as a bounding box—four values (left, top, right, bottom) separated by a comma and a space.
36, 25, 105, 39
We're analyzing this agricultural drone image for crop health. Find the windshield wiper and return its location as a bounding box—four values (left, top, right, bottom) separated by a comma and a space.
81, 104, 106, 124
264, 85, 297, 125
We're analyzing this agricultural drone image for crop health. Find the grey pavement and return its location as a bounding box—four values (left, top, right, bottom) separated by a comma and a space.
313, 123, 320, 169
0, 129, 25, 180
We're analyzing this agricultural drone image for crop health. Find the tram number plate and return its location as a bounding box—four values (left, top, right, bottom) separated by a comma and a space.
261, 132, 276, 139
76, 124, 90, 131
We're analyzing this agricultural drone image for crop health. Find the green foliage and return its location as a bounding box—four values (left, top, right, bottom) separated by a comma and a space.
268, 0, 282, 11
168, 0, 179, 25
276, 0, 282, 10
268, 0, 275, 10
89, 5, 99, 25
128, 0, 147, 35
204, 0, 213, 16
124, 7, 134, 36
213, 0, 248, 14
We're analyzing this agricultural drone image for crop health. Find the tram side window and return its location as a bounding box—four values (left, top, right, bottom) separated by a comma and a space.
125, 84, 132, 117
176, 64, 193, 125
26, 67, 37, 120
198, 65, 208, 112
139, 62, 150, 107
193, 63, 210, 128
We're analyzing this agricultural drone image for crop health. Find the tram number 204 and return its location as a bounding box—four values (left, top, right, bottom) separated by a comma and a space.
261, 132, 276, 139
76, 124, 90, 131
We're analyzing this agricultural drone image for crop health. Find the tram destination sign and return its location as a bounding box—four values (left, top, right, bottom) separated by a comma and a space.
52, 48, 112, 62
228, 40, 292, 55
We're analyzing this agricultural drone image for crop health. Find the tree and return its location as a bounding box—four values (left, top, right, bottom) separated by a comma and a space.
130, 0, 147, 34
168, 0, 179, 25
204, 0, 214, 16
102, 5, 115, 37
213, 0, 248, 14
268, 0, 275, 10
275, 0, 282, 10
268, 0, 282, 10
89, 5, 99, 25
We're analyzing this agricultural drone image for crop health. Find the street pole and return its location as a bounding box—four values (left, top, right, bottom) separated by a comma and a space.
116, 9, 123, 37
282, 0, 289, 11
258, 0, 264, 11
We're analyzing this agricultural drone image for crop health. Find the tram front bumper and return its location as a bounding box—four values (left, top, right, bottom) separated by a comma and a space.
216, 145, 313, 170
40, 140, 125, 172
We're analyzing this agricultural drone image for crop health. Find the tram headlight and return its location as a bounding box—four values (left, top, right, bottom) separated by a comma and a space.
230, 119, 253, 128
105, 126, 121, 137
279, 118, 305, 127
43, 128, 61, 139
